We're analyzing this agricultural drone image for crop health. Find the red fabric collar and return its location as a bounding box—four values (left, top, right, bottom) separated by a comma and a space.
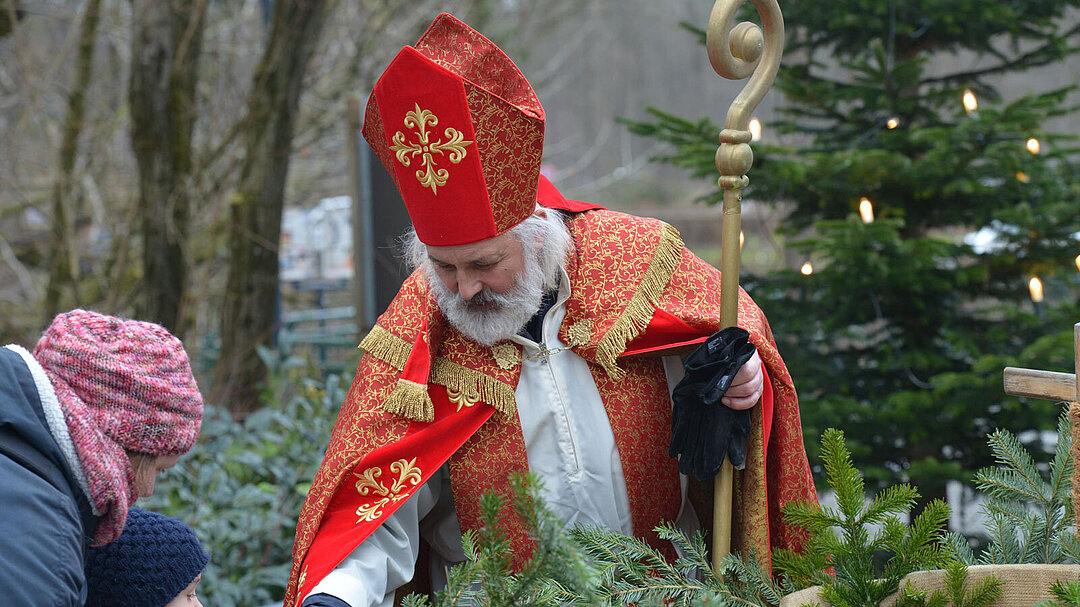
536, 174, 604, 213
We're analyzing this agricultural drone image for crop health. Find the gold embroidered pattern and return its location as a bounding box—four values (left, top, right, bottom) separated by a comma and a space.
447, 384, 480, 412
297, 566, 307, 591
390, 103, 472, 193
464, 84, 543, 233
567, 319, 592, 347
353, 457, 423, 523
491, 343, 520, 370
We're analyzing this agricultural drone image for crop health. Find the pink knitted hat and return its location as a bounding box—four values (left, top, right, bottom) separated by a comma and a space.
33, 309, 204, 545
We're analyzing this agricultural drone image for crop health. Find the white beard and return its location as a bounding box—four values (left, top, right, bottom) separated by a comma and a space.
425, 246, 547, 346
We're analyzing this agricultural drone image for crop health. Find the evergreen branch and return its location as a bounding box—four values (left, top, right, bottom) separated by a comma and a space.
942, 559, 1004, 607
1022, 515, 1058, 564
904, 500, 952, 569
894, 579, 948, 607
1040, 579, 1080, 606
980, 500, 1037, 534
1054, 532, 1080, 563
978, 513, 1022, 564
922, 22, 1080, 86
721, 550, 787, 606
965, 574, 1006, 607
821, 429, 868, 521
653, 524, 714, 581
862, 483, 920, 526
976, 468, 1045, 504
977, 429, 1047, 502
772, 546, 831, 589
782, 500, 840, 531
940, 531, 977, 566
1048, 410, 1074, 506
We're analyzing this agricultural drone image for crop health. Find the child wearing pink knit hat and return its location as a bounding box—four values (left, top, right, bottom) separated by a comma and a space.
0, 309, 204, 607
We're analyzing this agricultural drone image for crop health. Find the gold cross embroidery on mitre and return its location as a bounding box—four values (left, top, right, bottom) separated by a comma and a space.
389, 103, 473, 194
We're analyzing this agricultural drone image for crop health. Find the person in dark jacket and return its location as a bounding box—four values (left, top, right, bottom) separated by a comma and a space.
0, 309, 204, 607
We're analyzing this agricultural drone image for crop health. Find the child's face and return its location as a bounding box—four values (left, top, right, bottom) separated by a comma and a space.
165, 573, 203, 607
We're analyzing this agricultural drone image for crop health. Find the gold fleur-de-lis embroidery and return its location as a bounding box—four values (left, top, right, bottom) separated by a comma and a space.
447, 384, 480, 412
389, 103, 472, 194
353, 457, 423, 523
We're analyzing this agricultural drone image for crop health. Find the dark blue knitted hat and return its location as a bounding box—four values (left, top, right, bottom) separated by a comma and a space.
85, 507, 209, 607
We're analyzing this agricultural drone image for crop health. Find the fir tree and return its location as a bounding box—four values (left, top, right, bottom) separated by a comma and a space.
622, 1, 1080, 507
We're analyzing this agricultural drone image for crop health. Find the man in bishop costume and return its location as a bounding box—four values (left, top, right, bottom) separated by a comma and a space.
286, 13, 817, 607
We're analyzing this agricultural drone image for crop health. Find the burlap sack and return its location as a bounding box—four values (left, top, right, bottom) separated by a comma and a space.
779, 564, 1080, 607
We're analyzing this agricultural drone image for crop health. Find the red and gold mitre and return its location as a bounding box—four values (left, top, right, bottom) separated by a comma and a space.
362, 13, 545, 246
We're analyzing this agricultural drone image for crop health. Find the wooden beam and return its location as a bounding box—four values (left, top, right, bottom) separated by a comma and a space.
1003, 367, 1079, 402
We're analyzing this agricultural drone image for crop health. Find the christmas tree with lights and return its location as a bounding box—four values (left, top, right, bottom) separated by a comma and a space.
625, 1, 1080, 514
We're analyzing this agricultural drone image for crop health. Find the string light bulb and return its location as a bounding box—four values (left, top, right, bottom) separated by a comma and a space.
962, 89, 978, 114
749, 118, 762, 142
1016, 171, 1030, 183
1075, 254, 1080, 273
859, 197, 875, 223
886, 117, 900, 129
1028, 277, 1044, 303
800, 262, 814, 276
739, 230, 745, 250
1026, 138, 1041, 154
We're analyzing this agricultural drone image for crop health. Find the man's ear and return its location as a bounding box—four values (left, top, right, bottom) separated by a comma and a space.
530, 207, 547, 249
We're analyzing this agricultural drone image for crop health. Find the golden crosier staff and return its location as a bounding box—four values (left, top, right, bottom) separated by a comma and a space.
705, 0, 784, 572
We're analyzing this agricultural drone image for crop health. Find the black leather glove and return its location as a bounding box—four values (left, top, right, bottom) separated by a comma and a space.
669, 327, 757, 481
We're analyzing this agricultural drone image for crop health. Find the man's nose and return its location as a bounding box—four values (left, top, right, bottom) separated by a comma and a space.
457, 273, 484, 301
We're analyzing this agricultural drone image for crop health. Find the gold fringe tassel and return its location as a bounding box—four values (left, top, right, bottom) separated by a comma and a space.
359, 324, 412, 371
432, 358, 517, 418
596, 222, 684, 379
383, 379, 434, 422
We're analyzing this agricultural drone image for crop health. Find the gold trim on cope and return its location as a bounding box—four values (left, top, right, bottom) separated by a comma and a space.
359, 324, 411, 371
354, 457, 423, 523
390, 103, 473, 194
432, 358, 516, 417
596, 222, 683, 379
383, 379, 434, 422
